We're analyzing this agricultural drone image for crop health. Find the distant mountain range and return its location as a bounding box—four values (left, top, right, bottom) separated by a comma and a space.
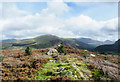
2, 39, 16, 42
94, 39, 119, 54
1, 34, 117, 53
1, 35, 93, 50
76, 38, 114, 47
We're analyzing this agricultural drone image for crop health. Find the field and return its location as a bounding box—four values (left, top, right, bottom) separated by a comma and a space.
0, 46, 119, 80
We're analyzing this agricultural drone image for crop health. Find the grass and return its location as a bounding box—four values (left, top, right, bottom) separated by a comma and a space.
34, 62, 59, 80
34, 55, 96, 80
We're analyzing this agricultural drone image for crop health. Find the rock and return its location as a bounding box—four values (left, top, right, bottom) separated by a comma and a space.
71, 62, 85, 78
45, 48, 58, 55
84, 57, 120, 80
54, 72, 60, 75
84, 50, 88, 52
53, 60, 56, 63
49, 60, 53, 62
74, 75, 77, 78
89, 54, 96, 57
57, 67, 65, 72
72, 63, 79, 71
79, 72, 84, 77
72, 62, 76, 66
66, 71, 73, 76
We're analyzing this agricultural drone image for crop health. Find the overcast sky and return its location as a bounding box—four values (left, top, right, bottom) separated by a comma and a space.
0, 0, 118, 41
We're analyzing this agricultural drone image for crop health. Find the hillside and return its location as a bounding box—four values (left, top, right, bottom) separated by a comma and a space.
1, 46, 119, 80
76, 38, 114, 47
94, 39, 119, 54
76, 38, 103, 47
2, 34, 93, 50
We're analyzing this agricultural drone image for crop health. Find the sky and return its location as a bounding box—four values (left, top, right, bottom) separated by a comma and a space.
0, 0, 118, 41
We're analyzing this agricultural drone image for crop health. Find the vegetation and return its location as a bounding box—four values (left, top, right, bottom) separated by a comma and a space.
83, 50, 89, 58
34, 55, 91, 80
24, 47, 32, 56
0, 54, 4, 62
57, 41, 67, 55
104, 57, 108, 60
1, 46, 119, 80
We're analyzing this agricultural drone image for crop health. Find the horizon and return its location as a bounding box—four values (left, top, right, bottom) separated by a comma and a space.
0, 0, 118, 41
1, 34, 116, 42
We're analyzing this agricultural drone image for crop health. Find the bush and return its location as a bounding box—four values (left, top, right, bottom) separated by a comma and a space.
83, 50, 89, 58
57, 41, 67, 55
104, 57, 108, 60
92, 69, 104, 80
0, 54, 4, 62
24, 47, 32, 56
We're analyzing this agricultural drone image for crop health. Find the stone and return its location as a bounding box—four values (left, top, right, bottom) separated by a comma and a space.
72, 63, 79, 71
83, 57, 120, 80
49, 60, 53, 62
66, 71, 73, 76
84, 50, 88, 52
45, 48, 58, 55
89, 54, 96, 57
79, 72, 84, 77
71, 63, 85, 78
74, 75, 77, 78
57, 67, 65, 72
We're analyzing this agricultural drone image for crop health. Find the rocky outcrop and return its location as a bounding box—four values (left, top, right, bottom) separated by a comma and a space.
45, 48, 58, 55
83, 58, 120, 80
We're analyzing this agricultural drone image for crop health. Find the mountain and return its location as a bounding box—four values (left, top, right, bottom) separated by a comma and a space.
2, 39, 16, 42
76, 38, 115, 47
94, 39, 119, 54
76, 38, 103, 47
2, 34, 93, 50
103, 40, 114, 44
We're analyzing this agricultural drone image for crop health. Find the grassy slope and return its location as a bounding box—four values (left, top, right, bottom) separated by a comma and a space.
2, 34, 93, 50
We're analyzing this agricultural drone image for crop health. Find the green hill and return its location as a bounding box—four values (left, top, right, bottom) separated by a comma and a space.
2, 34, 93, 50
94, 39, 119, 54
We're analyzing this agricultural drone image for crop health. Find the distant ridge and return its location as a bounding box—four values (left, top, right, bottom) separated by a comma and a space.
2, 34, 93, 50
2, 39, 16, 42
76, 38, 114, 47
94, 39, 119, 54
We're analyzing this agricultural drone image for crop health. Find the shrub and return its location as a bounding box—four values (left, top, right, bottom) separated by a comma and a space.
24, 47, 32, 56
0, 54, 4, 62
57, 41, 67, 55
104, 57, 108, 60
17, 53, 22, 58
92, 69, 104, 80
83, 50, 89, 58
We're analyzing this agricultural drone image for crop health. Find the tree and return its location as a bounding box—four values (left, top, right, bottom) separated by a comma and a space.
57, 41, 67, 55
25, 47, 32, 56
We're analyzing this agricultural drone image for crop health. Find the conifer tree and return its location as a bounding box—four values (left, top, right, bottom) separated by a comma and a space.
25, 47, 32, 56
57, 41, 67, 55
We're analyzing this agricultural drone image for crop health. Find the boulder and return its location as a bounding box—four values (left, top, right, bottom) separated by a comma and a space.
45, 48, 58, 55
89, 54, 96, 57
